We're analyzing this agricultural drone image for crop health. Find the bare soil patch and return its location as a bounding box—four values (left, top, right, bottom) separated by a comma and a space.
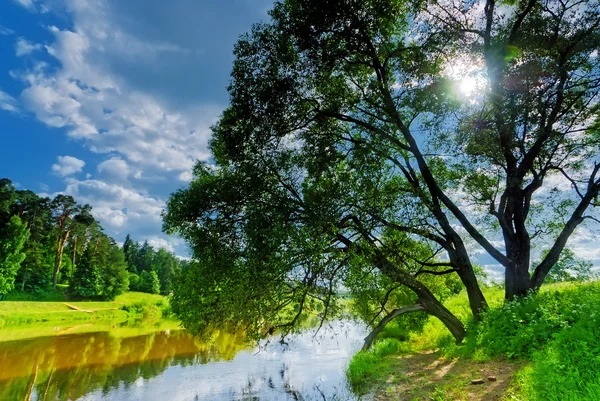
372, 351, 522, 401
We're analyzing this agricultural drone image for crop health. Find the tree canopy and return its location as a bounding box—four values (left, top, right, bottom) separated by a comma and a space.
164, 0, 600, 342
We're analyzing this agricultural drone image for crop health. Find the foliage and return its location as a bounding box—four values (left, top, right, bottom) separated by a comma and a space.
0, 178, 182, 299
123, 235, 181, 295
509, 305, 600, 401
0, 216, 30, 294
165, 0, 600, 344
533, 248, 597, 283
474, 283, 600, 360
139, 270, 161, 295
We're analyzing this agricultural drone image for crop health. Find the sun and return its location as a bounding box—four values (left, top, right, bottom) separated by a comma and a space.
443, 57, 487, 99
458, 75, 478, 96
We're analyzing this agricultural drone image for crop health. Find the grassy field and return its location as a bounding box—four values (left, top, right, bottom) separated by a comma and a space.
347, 281, 600, 401
0, 291, 173, 327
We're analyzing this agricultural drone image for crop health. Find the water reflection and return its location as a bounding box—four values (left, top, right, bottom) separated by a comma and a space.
0, 320, 365, 401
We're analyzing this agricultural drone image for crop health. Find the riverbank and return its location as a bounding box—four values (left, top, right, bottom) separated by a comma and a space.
0, 291, 173, 327
348, 281, 600, 401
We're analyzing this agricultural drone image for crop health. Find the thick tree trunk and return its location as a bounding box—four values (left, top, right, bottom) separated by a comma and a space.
505, 263, 533, 300
362, 304, 425, 350
458, 269, 488, 318
450, 249, 488, 319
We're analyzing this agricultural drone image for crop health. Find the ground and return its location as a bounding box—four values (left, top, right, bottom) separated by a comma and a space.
370, 351, 521, 401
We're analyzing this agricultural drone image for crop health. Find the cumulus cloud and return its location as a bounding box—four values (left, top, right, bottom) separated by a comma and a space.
52, 155, 86, 176
0, 90, 20, 113
8, 0, 282, 257
63, 177, 164, 235
15, 16, 216, 172
146, 237, 179, 253
15, 38, 42, 56
97, 157, 132, 181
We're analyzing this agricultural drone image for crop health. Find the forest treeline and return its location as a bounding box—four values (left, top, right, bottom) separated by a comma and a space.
0, 178, 184, 300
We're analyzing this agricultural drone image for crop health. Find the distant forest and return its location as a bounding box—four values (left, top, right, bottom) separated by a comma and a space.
0, 178, 184, 300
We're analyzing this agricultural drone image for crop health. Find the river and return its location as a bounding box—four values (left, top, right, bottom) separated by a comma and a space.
0, 320, 367, 401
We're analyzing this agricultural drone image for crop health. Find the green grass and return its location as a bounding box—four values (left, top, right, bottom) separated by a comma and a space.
347, 338, 411, 395
0, 291, 173, 327
347, 281, 600, 400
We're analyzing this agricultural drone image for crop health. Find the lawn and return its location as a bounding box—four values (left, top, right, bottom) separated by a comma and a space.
0, 291, 172, 327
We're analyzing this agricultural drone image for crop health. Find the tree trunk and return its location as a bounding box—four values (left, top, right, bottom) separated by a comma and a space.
71, 236, 77, 280
505, 263, 533, 300
53, 231, 70, 288
450, 249, 488, 319
458, 269, 488, 318
419, 293, 466, 343
362, 304, 425, 350
375, 255, 466, 344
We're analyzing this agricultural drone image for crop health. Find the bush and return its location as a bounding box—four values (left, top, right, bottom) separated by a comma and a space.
475, 282, 600, 359
505, 283, 600, 400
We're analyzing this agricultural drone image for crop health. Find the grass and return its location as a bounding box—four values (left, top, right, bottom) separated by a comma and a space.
0, 291, 173, 327
347, 281, 600, 401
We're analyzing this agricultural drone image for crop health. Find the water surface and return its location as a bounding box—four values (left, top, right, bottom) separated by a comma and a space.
0, 320, 366, 401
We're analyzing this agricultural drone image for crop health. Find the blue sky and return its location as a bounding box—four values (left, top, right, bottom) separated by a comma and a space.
0, 0, 273, 255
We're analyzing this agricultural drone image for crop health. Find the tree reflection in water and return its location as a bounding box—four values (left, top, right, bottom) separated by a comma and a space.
0, 320, 364, 401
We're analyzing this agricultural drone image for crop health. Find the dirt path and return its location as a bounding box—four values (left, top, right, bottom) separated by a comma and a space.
372, 351, 522, 401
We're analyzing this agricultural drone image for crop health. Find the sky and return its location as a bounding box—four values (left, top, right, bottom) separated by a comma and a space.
0, 0, 273, 256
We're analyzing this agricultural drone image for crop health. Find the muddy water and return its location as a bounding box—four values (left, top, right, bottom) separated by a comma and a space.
0, 320, 366, 401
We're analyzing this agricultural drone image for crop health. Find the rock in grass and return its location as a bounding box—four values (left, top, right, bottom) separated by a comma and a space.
488, 376, 497, 382
471, 379, 485, 385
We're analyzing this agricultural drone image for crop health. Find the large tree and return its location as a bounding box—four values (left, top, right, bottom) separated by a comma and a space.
165, 0, 600, 341
50, 195, 94, 288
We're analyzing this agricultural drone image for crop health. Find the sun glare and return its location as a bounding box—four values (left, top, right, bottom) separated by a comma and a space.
459, 76, 478, 96
443, 57, 487, 100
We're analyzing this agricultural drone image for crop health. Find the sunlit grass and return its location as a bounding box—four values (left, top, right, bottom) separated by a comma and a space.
0, 291, 172, 327
347, 281, 600, 400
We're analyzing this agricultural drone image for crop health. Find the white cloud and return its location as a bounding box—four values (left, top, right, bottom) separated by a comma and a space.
146, 237, 178, 253
16, 12, 216, 173
178, 170, 193, 182
0, 90, 20, 113
52, 155, 86, 176
0, 26, 15, 36
62, 177, 164, 235
15, 38, 42, 56
13, 0, 35, 10
97, 157, 133, 181
567, 226, 600, 262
